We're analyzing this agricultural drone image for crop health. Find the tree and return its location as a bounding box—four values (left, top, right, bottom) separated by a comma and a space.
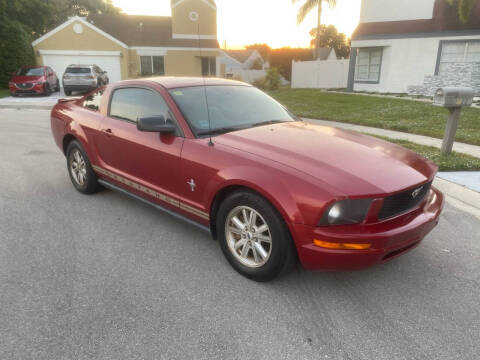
292, 0, 337, 59
0, 0, 54, 37
446, 0, 477, 23
47, 0, 120, 30
309, 24, 350, 58
0, 19, 36, 87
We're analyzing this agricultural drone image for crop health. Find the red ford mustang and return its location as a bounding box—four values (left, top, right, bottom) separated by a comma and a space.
51, 77, 444, 281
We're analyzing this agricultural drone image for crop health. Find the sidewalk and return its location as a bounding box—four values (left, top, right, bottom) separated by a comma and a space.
304, 118, 480, 158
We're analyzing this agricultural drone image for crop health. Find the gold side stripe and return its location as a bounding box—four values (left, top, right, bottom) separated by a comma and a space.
92, 165, 209, 220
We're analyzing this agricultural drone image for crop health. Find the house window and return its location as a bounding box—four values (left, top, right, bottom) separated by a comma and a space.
201, 57, 216, 76
355, 48, 382, 83
438, 40, 480, 75
140, 56, 165, 76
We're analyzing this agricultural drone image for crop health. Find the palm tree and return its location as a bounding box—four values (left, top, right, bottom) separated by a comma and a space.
293, 0, 337, 59
447, 0, 476, 23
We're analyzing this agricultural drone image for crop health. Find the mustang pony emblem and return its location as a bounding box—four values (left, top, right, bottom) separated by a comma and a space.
187, 179, 196, 192
412, 187, 423, 199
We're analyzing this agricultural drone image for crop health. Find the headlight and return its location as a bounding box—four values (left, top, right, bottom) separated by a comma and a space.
318, 199, 372, 226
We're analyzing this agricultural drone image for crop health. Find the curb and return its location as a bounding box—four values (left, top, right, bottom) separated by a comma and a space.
433, 177, 480, 219
0, 104, 54, 110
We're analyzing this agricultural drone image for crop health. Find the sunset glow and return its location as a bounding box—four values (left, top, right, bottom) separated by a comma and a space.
112, 0, 361, 49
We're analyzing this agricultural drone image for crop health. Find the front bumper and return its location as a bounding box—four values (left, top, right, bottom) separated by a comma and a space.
9, 82, 46, 95
291, 186, 444, 270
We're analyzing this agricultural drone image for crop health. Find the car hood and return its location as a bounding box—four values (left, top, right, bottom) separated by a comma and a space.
215, 121, 437, 197
12, 75, 43, 83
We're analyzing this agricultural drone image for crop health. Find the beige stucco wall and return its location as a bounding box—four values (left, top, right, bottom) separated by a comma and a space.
164, 50, 220, 76
33, 20, 129, 79
172, 0, 217, 36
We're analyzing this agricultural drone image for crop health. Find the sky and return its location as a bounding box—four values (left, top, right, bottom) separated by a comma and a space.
111, 0, 362, 49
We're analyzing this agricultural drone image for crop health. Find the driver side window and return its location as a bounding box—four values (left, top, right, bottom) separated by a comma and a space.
109, 88, 170, 123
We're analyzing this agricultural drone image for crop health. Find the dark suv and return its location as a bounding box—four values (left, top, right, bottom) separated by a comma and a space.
62, 65, 109, 96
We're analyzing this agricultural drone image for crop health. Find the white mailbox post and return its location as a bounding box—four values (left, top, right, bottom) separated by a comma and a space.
433, 87, 475, 155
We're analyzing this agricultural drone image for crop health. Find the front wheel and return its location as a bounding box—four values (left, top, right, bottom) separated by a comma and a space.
43, 83, 51, 96
217, 191, 296, 281
66, 140, 102, 194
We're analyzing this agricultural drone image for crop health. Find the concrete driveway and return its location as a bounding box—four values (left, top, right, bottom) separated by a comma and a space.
1, 108, 479, 360
0, 89, 77, 110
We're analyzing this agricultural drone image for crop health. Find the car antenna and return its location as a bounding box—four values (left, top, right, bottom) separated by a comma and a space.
198, 23, 214, 147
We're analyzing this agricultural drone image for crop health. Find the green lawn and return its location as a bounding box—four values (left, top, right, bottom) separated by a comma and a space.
0, 88, 10, 98
373, 135, 480, 172
269, 89, 480, 146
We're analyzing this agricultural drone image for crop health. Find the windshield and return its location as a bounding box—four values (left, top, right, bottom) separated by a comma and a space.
168, 85, 296, 136
17, 67, 44, 76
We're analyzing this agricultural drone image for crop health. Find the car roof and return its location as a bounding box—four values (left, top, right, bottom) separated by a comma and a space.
66, 65, 95, 68
148, 77, 250, 89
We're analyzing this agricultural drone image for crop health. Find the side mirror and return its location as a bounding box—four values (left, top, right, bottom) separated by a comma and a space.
137, 116, 176, 133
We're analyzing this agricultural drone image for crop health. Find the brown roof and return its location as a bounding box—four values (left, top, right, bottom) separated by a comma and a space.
223, 49, 257, 63
353, 0, 480, 39
87, 14, 219, 48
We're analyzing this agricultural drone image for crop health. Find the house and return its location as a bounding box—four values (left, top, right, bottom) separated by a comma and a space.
347, 0, 480, 95
314, 48, 338, 61
220, 49, 267, 74
32, 0, 220, 85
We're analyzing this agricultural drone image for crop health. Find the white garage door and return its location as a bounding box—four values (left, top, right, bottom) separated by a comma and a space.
42, 52, 122, 87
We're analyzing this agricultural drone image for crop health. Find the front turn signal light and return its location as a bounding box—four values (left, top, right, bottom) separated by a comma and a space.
313, 239, 371, 250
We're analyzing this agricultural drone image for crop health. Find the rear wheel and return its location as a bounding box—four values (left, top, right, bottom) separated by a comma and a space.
66, 140, 102, 194
217, 191, 296, 281
64, 88, 72, 96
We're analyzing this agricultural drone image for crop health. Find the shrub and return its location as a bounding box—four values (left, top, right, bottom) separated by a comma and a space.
0, 19, 35, 88
252, 68, 281, 91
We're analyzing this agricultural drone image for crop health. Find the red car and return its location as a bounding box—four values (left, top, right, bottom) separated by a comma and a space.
51, 78, 444, 281
9, 66, 60, 96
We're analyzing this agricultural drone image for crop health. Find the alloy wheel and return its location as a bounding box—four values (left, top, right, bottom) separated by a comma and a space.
225, 206, 272, 268
70, 149, 87, 186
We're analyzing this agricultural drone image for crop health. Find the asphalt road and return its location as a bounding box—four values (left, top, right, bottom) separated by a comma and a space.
1, 108, 479, 360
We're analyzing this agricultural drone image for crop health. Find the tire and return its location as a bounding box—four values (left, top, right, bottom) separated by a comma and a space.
43, 83, 51, 96
216, 191, 296, 282
66, 140, 102, 194
64, 89, 72, 96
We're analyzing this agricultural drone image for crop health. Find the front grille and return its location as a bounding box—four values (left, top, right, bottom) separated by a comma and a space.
16, 83, 34, 89
378, 182, 431, 220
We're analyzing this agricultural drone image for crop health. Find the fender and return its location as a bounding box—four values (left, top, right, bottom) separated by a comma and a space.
206, 165, 305, 226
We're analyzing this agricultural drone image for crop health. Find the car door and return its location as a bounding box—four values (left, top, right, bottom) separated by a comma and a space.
94, 86, 184, 204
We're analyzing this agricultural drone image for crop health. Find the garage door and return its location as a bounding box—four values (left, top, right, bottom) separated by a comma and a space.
42, 53, 122, 87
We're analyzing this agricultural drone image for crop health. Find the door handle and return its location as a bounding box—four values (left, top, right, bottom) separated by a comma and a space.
101, 128, 113, 137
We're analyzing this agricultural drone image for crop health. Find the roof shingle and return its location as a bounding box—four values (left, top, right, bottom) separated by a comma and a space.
87, 14, 219, 48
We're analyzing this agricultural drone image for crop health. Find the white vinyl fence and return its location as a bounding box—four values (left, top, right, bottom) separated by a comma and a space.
291, 59, 350, 89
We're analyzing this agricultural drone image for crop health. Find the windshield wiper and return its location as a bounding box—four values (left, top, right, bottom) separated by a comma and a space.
197, 127, 242, 136
250, 120, 289, 128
